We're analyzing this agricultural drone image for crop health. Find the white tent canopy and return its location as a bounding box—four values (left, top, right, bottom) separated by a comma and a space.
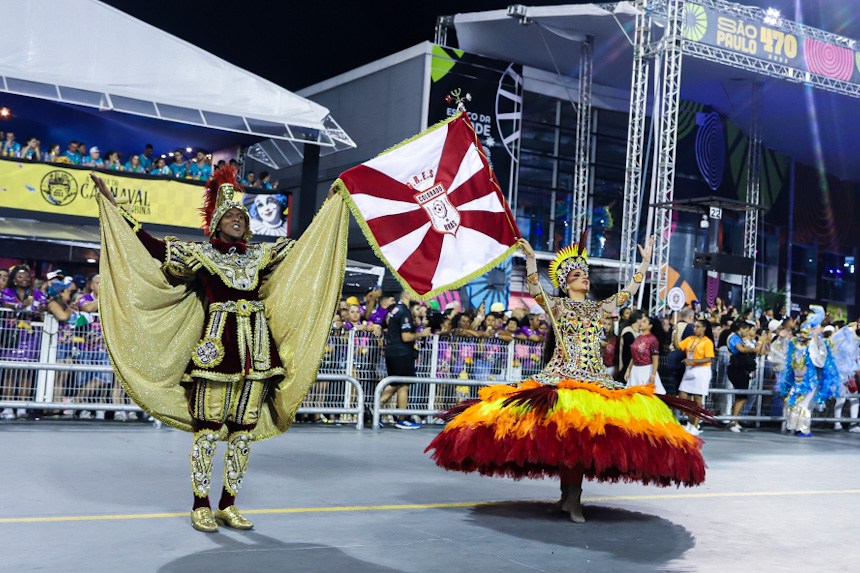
0, 0, 354, 150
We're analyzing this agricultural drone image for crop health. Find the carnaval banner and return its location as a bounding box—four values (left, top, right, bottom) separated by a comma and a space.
0, 158, 254, 230
334, 112, 521, 300
683, 2, 860, 86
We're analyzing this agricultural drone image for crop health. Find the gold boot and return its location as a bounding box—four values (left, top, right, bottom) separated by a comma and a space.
190, 430, 217, 499
190, 507, 218, 532
223, 431, 252, 497
213, 505, 254, 529
561, 484, 585, 523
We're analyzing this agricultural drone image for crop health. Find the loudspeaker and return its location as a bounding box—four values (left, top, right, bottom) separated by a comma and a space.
693, 252, 754, 276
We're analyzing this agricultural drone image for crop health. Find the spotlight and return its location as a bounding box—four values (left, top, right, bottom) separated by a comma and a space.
0, 107, 10, 118
161, 154, 166, 158
86, 258, 97, 263
185, 147, 192, 153
763, 7, 780, 26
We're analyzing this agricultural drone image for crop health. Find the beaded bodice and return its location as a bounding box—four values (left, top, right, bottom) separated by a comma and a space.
532, 297, 619, 388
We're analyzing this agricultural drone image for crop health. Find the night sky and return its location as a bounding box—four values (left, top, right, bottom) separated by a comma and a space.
101, 0, 579, 91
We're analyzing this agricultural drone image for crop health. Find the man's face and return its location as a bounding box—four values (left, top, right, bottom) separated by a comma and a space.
174, 151, 183, 162
144, 146, 153, 156
196, 152, 205, 163
68, 142, 77, 153
90, 150, 100, 159
217, 208, 246, 242
5, 132, 14, 142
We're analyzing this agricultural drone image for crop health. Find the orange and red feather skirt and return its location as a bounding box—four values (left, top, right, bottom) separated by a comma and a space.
425, 379, 706, 487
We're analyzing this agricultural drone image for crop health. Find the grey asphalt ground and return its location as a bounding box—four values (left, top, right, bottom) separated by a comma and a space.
1, 420, 858, 572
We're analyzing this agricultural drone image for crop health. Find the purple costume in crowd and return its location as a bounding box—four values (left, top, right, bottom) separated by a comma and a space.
1, 287, 47, 361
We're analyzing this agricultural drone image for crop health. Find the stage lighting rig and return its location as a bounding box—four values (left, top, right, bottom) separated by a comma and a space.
763, 8, 780, 26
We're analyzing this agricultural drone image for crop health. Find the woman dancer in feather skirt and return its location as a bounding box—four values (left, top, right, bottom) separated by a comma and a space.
426, 231, 710, 523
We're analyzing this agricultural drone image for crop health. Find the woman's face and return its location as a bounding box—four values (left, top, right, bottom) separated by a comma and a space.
131, 155, 140, 166
14, 270, 30, 287
538, 322, 549, 335
636, 315, 651, 332
621, 307, 631, 321
602, 317, 613, 332
254, 195, 282, 224
565, 269, 590, 295
347, 305, 361, 323
458, 315, 471, 329
694, 321, 706, 336
60, 287, 71, 303
506, 319, 518, 333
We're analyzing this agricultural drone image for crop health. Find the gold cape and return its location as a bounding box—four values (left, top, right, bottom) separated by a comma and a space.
97, 192, 348, 441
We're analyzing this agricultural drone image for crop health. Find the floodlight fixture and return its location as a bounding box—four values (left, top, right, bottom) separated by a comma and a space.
763, 8, 780, 26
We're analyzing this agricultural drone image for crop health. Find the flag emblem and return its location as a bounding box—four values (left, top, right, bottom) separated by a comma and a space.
334, 113, 520, 299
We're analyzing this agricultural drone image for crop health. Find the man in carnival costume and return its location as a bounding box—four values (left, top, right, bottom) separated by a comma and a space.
91, 168, 347, 532
427, 230, 712, 523
774, 306, 842, 437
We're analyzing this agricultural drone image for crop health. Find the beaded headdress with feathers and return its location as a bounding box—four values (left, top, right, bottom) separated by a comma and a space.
200, 166, 251, 242
548, 224, 589, 289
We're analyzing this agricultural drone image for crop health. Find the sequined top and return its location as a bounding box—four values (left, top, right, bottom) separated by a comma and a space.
532, 295, 625, 388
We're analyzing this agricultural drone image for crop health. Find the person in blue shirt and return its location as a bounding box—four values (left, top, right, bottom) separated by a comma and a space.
725, 321, 760, 433
2, 131, 22, 157
63, 141, 82, 165
241, 171, 257, 187
151, 156, 171, 175
258, 171, 278, 190
82, 146, 105, 168
140, 144, 154, 172
168, 149, 187, 178
20, 136, 42, 161
124, 153, 146, 173
188, 150, 213, 180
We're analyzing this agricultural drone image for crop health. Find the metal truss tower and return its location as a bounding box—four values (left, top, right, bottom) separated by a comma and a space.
742, 80, 763, 310
572, 35, 594, 241
649, 0, 685, 315
619, 0, 651, 290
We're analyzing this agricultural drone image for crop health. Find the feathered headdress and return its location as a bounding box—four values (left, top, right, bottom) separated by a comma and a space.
200, 166, 251, 242
798, 305, 825, 338
548, 223, 589, 289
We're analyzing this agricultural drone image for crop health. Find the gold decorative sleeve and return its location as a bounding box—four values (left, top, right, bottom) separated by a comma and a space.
163, 239, 202, 281
266, 238, 297, 271
118, 206, 142, 233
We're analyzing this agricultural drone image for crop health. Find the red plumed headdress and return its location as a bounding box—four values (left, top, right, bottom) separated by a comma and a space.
200, 166, 251, 242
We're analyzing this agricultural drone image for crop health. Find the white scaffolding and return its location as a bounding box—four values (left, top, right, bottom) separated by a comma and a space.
572, 36, 594, 241
618, 0, 652, 290
648, 0, 685, 315
741, 80, 763, 310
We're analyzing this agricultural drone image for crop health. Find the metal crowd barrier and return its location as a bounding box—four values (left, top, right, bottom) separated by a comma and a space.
372, 376, 496, 429
3, 308, 858, 431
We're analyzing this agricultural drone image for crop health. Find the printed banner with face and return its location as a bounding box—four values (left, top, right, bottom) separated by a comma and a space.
0, 158, 241, 230
334, 112, 521, 300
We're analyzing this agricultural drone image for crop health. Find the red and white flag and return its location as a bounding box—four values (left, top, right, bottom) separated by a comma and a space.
335, 113, 521, 299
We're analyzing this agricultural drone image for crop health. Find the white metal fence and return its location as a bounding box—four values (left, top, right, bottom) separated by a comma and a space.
1, 310, 858, 430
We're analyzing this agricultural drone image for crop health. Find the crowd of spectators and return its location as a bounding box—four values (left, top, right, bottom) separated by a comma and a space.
0, 266, 136, 422
3, 262, 854, 433
1, 129, 278, 188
